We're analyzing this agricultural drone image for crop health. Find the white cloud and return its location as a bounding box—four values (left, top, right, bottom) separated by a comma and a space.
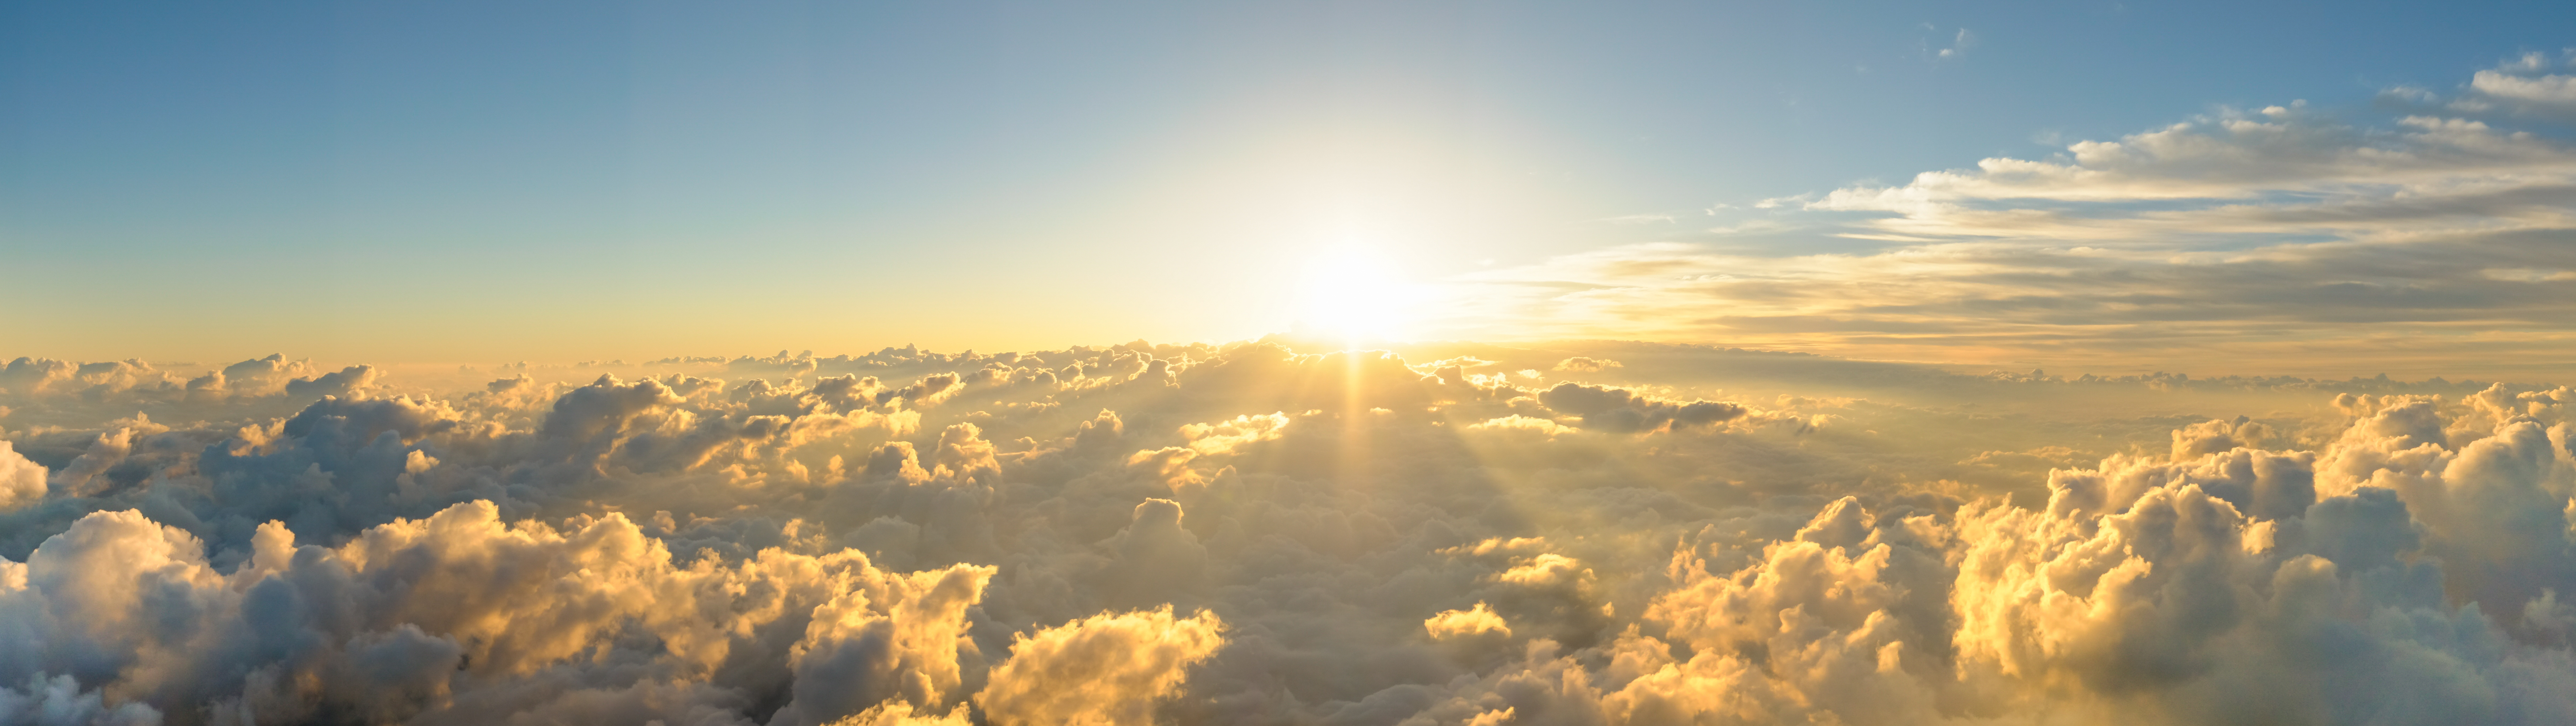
977, 606, 1224, 726
0, 443, 42, 512
1, 331, 2575, 723
1937, 28, 1976, 59
1422, 58, 2576, 374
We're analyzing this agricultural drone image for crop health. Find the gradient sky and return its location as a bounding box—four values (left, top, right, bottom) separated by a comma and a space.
6, 1, 2574, 370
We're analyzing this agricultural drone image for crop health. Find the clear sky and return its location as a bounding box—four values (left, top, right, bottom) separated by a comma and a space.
6, 1, 2576, 373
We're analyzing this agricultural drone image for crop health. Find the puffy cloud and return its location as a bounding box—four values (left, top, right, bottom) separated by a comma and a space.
282, 366, 379, 399
1125, 413, 1288, 493
2432, 52, 2576, 121
0, 497, 1015, 726
0, 443, 42, 512
0, 673, 161, 725
769, 564, 996, 726
826, 702, 971, 726
46, 426, 139, 498
0, 338, 2572, 724
1423, 602, 1511, 640
975, 607, 1224, 726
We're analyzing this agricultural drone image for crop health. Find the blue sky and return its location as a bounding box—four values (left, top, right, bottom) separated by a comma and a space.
5, 1, 2574, 367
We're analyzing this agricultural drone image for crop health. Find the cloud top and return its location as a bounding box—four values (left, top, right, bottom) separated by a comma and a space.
1, 339, 2573, 724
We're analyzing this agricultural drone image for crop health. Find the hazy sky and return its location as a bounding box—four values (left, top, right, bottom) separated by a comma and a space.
16, 7, 2576, 722
6, 1, 2575, 372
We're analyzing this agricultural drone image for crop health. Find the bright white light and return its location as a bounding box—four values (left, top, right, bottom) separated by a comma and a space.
1291, 246, 1419, 345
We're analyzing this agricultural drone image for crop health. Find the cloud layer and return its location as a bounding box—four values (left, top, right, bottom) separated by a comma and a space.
0, 341, 2572, 724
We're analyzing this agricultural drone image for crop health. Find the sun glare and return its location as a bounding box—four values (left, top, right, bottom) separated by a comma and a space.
1291, 247, 1420, 346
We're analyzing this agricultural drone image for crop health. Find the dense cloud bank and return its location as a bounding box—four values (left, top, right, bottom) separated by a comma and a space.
2, 341, 2574, 724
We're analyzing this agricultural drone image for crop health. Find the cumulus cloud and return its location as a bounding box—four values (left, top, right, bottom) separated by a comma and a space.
975, 607, 1224, 726
1, 338, 2574, 724
1423, 602, 1511, 640
0, 673, 161, 725
0, 443, 42, 512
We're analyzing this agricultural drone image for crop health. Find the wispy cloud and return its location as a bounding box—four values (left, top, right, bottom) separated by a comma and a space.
1937, 28, 1976, 59
1428, 58, 2576, 375
1597, 212, 1678, 225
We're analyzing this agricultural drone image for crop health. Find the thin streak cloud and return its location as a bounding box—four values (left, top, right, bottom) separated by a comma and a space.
1434, 58, 2576, 376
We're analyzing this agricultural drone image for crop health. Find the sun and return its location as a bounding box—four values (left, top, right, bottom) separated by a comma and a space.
1291, 247, 1420, 346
